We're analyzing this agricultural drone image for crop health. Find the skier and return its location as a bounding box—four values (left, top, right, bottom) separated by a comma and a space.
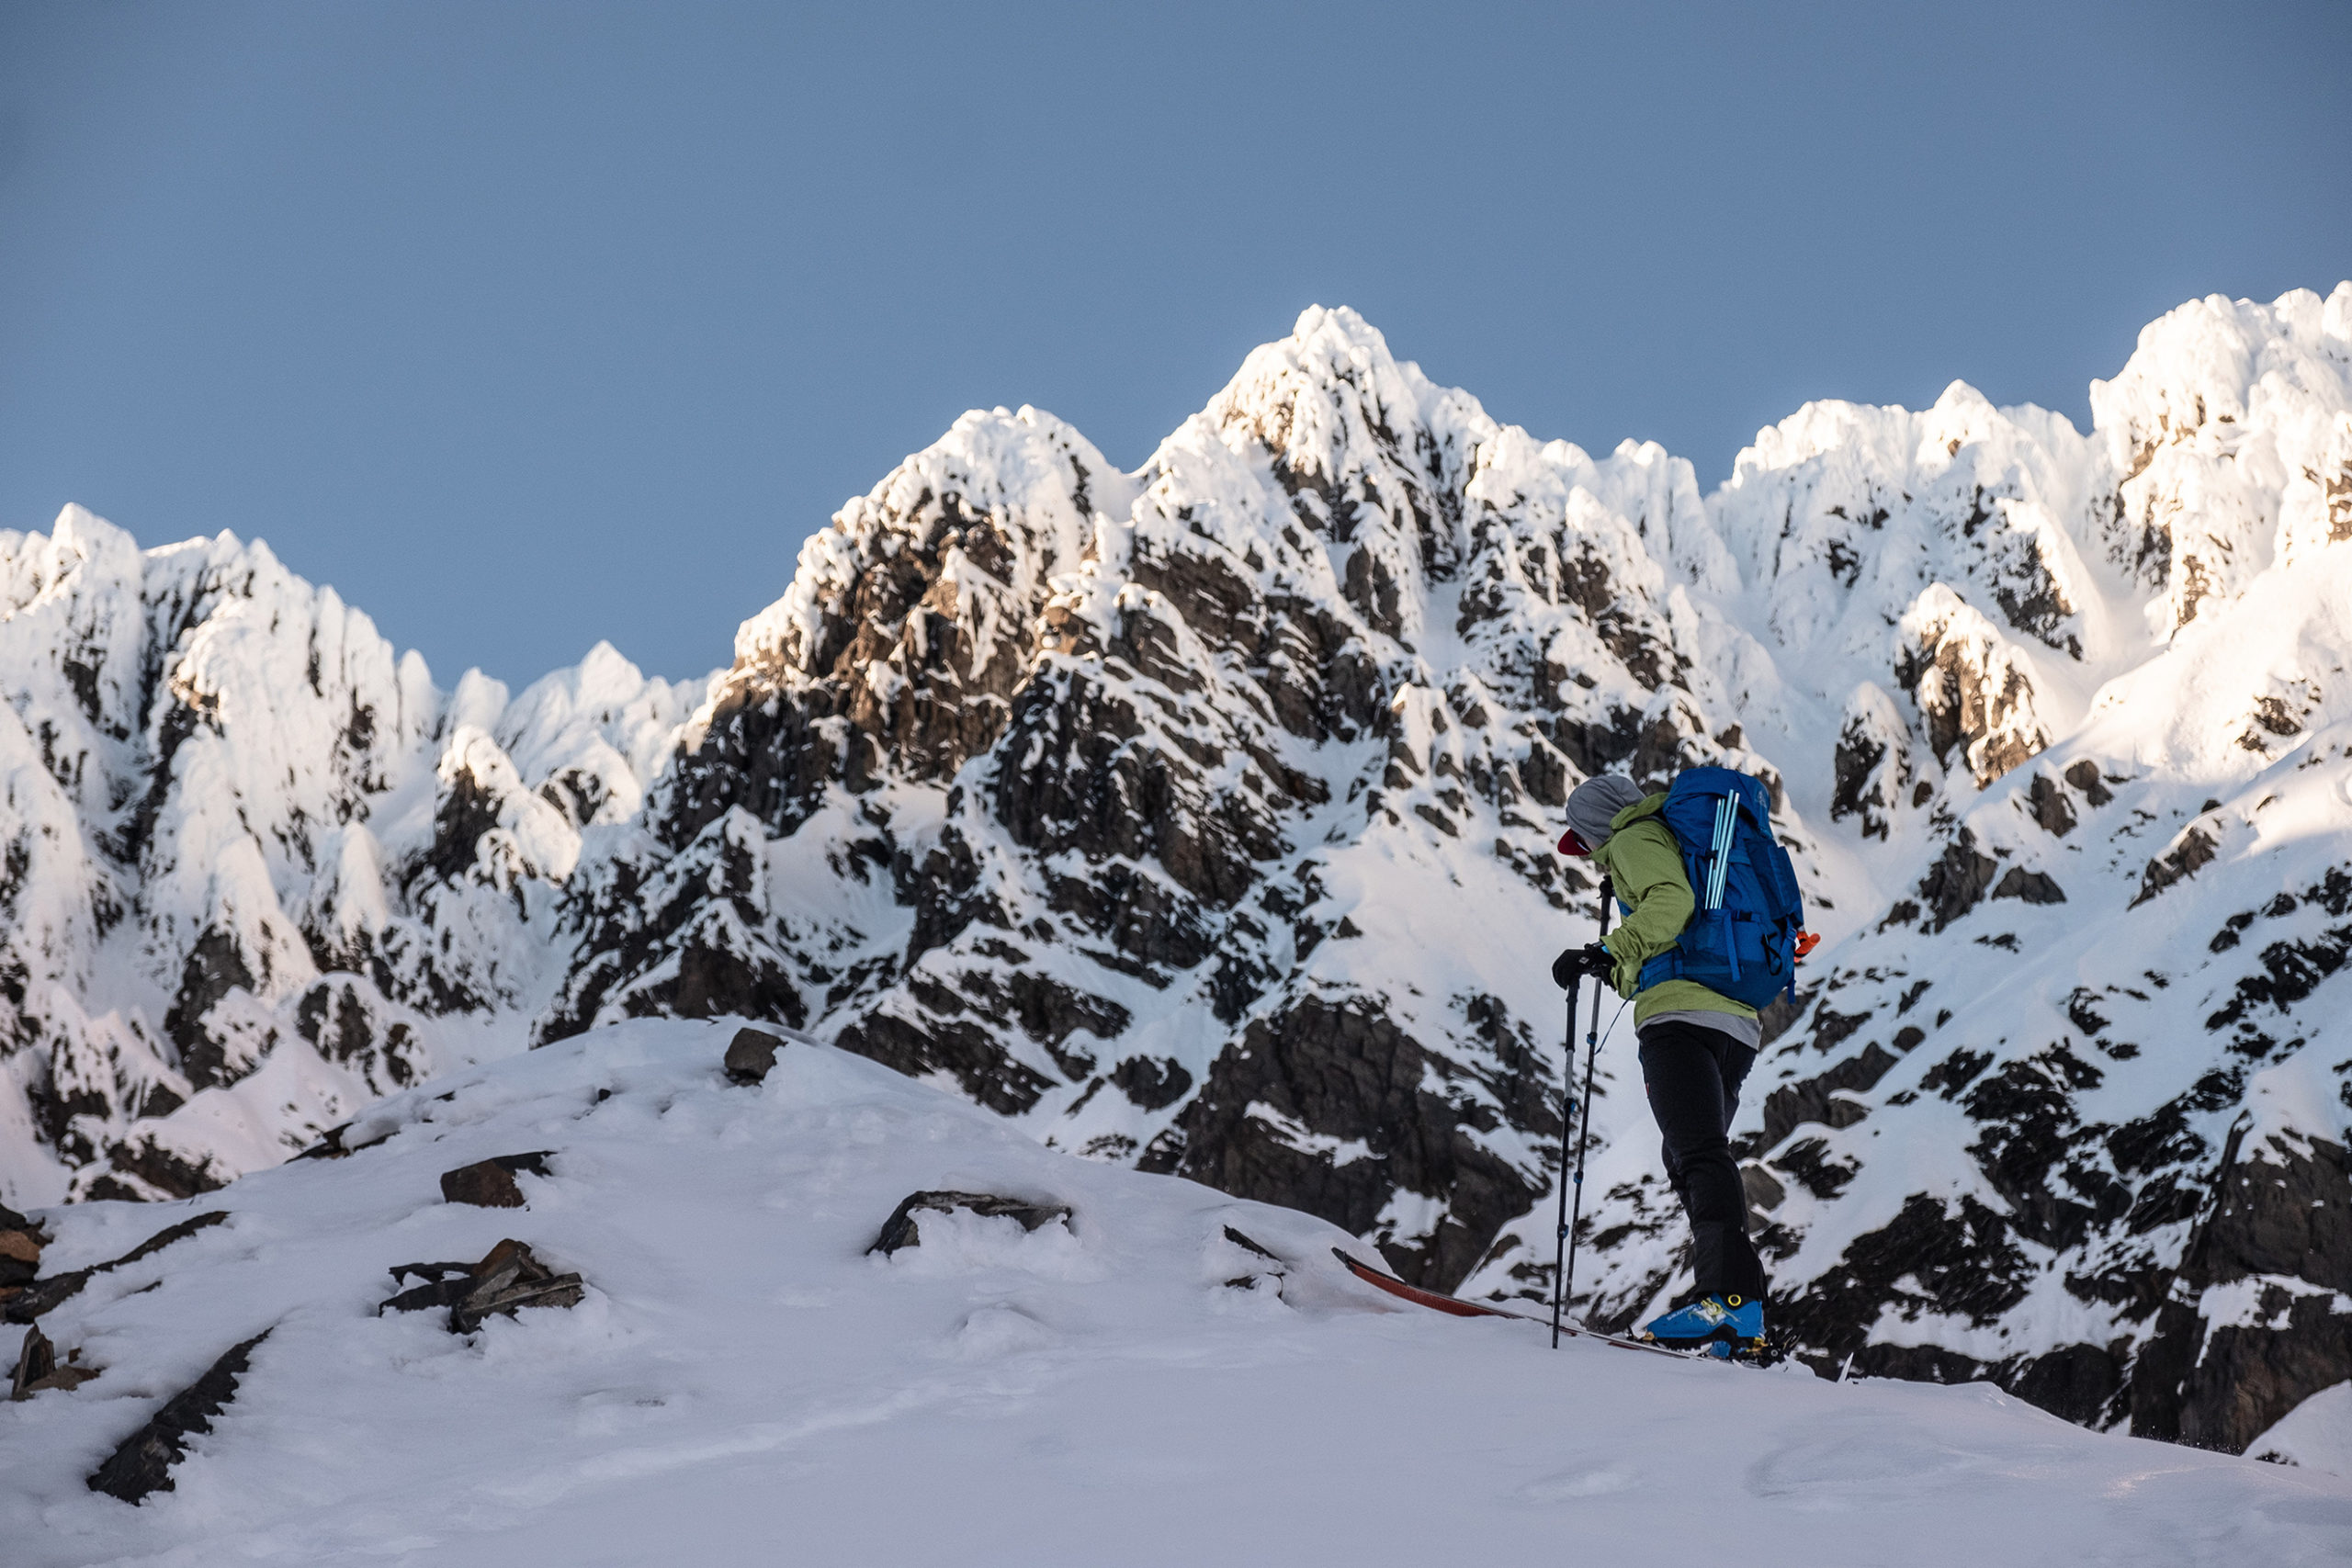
1552, 773, 1768, 1358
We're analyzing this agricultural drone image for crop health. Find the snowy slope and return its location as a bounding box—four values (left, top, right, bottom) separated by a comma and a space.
4, 284, 2349, 1458
5, 1019, 2346, 1568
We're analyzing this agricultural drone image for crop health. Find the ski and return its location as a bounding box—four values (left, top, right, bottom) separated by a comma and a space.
1330, 1248, 1724, 1361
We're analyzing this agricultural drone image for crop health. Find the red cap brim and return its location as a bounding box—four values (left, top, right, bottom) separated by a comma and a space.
1557, 829, 1589, 857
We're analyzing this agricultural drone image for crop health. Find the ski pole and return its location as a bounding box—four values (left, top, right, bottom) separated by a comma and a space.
1549, 978, 1575, 1350
1562, 892, 1613, 1330
1552, 886, 1613, 1348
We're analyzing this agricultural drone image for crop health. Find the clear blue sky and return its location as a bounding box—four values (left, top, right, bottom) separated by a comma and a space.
2, 2, 2346, 687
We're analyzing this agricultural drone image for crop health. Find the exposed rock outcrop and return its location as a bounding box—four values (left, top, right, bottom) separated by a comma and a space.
86, 1329, 270, 1503
5, 1209, 228, 1324
378, 1239, 585, 1332
437, 1152, 552, 1209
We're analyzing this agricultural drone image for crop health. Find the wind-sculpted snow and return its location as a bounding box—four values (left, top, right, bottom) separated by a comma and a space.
4, 286, 2350, 1458
2094, 285, 2352, 626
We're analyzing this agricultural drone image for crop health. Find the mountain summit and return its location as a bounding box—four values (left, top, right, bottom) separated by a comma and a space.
3, 286, 2348, 1453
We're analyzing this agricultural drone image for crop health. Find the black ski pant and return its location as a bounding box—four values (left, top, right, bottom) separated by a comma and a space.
1637, 1018, 1768, 1303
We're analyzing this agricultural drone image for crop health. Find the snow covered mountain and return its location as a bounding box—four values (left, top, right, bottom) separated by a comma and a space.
0, 530, 704, 1203
3, 283, 2348, 1456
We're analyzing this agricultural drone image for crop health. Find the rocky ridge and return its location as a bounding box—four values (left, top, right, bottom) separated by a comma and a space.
3, 286, 2349, 1451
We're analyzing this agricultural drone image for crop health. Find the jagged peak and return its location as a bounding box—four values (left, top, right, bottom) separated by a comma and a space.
2090, 282, 2352, 465
1197, 304, 1494, 484
503, 640, 689, 736
0, 504, 143, 619
2088, 282, 2352, 628
725, 402, 1111, 684
493, 640, 707, 811
445, 668, 512, 735
46, 502, 141, 558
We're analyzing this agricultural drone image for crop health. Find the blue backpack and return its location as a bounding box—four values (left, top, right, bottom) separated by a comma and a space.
1624, 767, 1807, 1009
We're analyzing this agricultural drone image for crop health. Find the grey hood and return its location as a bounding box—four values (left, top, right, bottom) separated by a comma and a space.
1565, 773, 1646, 852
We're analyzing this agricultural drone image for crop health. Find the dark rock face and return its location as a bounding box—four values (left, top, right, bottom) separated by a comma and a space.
831, 1010, 1053, 1117
163, 929, 258, 1091
1917, 832, 1999, 931
1148, 996, 1554, 1288
1757, 1044, 1899, 1154
1830, 688, 1911, 840
1760, 1132, 2352, 1445
2129, 1134, 2352, 1450
2025, 772, 2076, 836
103, 1137, 226, 1201
1894, 594, 2052, 787
87, 1329, 269, 1502
867, 1190, 1075, 1256
1109, 1055, 1192, 1112
2063, 759, 2113, 806
1991, 866, 2065, 904
2132, 825, 2219, 907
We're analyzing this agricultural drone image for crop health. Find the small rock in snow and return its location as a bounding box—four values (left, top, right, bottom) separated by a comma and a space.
379, 1240, 583, 1331
449, 1239, 584, 1333
723, 1027, 787, 1084
437, 1152, 554, 1209
0, 1210, 41, 1292
10, 1323, 97, 1400
376, 1259, 481, 1316
868, 1191, 1075, 1256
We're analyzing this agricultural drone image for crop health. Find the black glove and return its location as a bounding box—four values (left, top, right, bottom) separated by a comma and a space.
1551, 942, 1612, 989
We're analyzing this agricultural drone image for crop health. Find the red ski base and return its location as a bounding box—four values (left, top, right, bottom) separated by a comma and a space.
1330, 1248, 1724, 1362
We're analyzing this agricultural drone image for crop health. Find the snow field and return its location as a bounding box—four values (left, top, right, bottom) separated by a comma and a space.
5, 1019, 2346, 1567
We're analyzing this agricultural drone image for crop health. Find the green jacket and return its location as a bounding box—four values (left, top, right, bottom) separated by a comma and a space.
1592, 793, 1758, 1029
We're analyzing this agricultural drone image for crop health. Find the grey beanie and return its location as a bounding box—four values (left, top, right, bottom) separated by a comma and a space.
1565, 774, 1646, 852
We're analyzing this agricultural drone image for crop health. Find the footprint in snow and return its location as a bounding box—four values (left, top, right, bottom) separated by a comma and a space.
1746, 1428, 1999, 1506
952, 1303, 1057, 1359
1517, 1464, 1640, 1502
878, 1208, 1098, 1282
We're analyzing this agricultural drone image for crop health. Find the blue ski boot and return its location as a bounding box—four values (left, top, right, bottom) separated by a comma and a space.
1640, 1293, 1763, 1358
